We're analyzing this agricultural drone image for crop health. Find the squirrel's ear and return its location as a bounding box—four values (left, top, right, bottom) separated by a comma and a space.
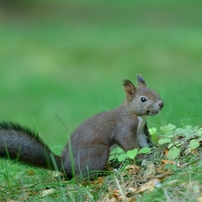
137, 74, 147, 86
123, 80, 136, 101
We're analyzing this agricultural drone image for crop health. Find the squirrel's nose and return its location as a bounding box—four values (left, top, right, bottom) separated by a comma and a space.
159, 101, 164, 109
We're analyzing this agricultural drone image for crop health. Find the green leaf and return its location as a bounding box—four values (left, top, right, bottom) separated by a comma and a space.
160, 124, 176, 132
167, 142, 174, 149
168, 147, 181, 160
138, 147, 151, 154
185, 125, 192, 130
109, 147, 125, 160
118, 154, 128, 162
149, 127, 157, 135
158, 138, 172, 145
175, 128, 185, 136
110, 147, 124, 154
189, 139, 200, 149
126, 149, 138, 159
196, 128, 202, 136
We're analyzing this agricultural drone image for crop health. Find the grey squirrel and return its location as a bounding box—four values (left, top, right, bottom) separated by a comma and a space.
0, 75, 163, 179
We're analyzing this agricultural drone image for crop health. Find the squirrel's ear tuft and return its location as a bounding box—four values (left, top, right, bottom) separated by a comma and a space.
123, 80, 136, 101
137, 74, 147, 86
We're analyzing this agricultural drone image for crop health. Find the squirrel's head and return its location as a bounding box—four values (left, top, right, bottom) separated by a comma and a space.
123, 74, 164, 116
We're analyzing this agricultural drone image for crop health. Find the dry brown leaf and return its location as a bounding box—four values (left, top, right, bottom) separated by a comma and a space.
161, 159, 175, 165
191, 149, 199, 154
106, 188, 125, 202
93, 176, 105, 187
185, 148, 199, 155
112, 190, 123, 201
82, 176, 105, 187
138, 179, 160, 193
164, 149, 169, 156
127, 187, 137, 194
126, 164, 140, 175
127, 198, 137, 202
27, 170, 35, 176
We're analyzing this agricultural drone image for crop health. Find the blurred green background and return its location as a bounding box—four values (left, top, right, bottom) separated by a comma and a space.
0, 0, 202, 151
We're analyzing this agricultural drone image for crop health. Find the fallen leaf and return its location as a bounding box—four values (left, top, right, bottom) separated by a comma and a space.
126, 164, 140, 175
138, 179, 160, 193
191, 149, 199, 154
27, 170, 35, 176
93, 177, 105, 187
161, 159, 175, 165
108, 189, 123, 201
104, 198, 119, 202
128, 187, 137, 194
164, 149, 169, 156
143, 161, 156, 177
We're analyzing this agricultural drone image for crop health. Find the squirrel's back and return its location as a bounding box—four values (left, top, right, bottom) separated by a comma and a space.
63, 105, 138, 149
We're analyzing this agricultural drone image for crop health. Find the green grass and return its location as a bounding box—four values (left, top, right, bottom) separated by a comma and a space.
0, 0, 202, 201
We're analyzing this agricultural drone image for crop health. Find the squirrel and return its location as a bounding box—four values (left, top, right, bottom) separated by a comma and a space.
0, 75, 163, 179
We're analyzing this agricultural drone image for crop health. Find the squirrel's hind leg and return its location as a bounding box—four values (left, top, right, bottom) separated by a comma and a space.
74, 144, 110, 180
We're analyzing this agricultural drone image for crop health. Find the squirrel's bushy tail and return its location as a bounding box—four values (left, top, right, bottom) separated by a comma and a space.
0, 122, 62, 171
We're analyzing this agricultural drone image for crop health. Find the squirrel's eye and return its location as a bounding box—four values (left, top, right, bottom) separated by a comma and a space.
140, 97, 147, 102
